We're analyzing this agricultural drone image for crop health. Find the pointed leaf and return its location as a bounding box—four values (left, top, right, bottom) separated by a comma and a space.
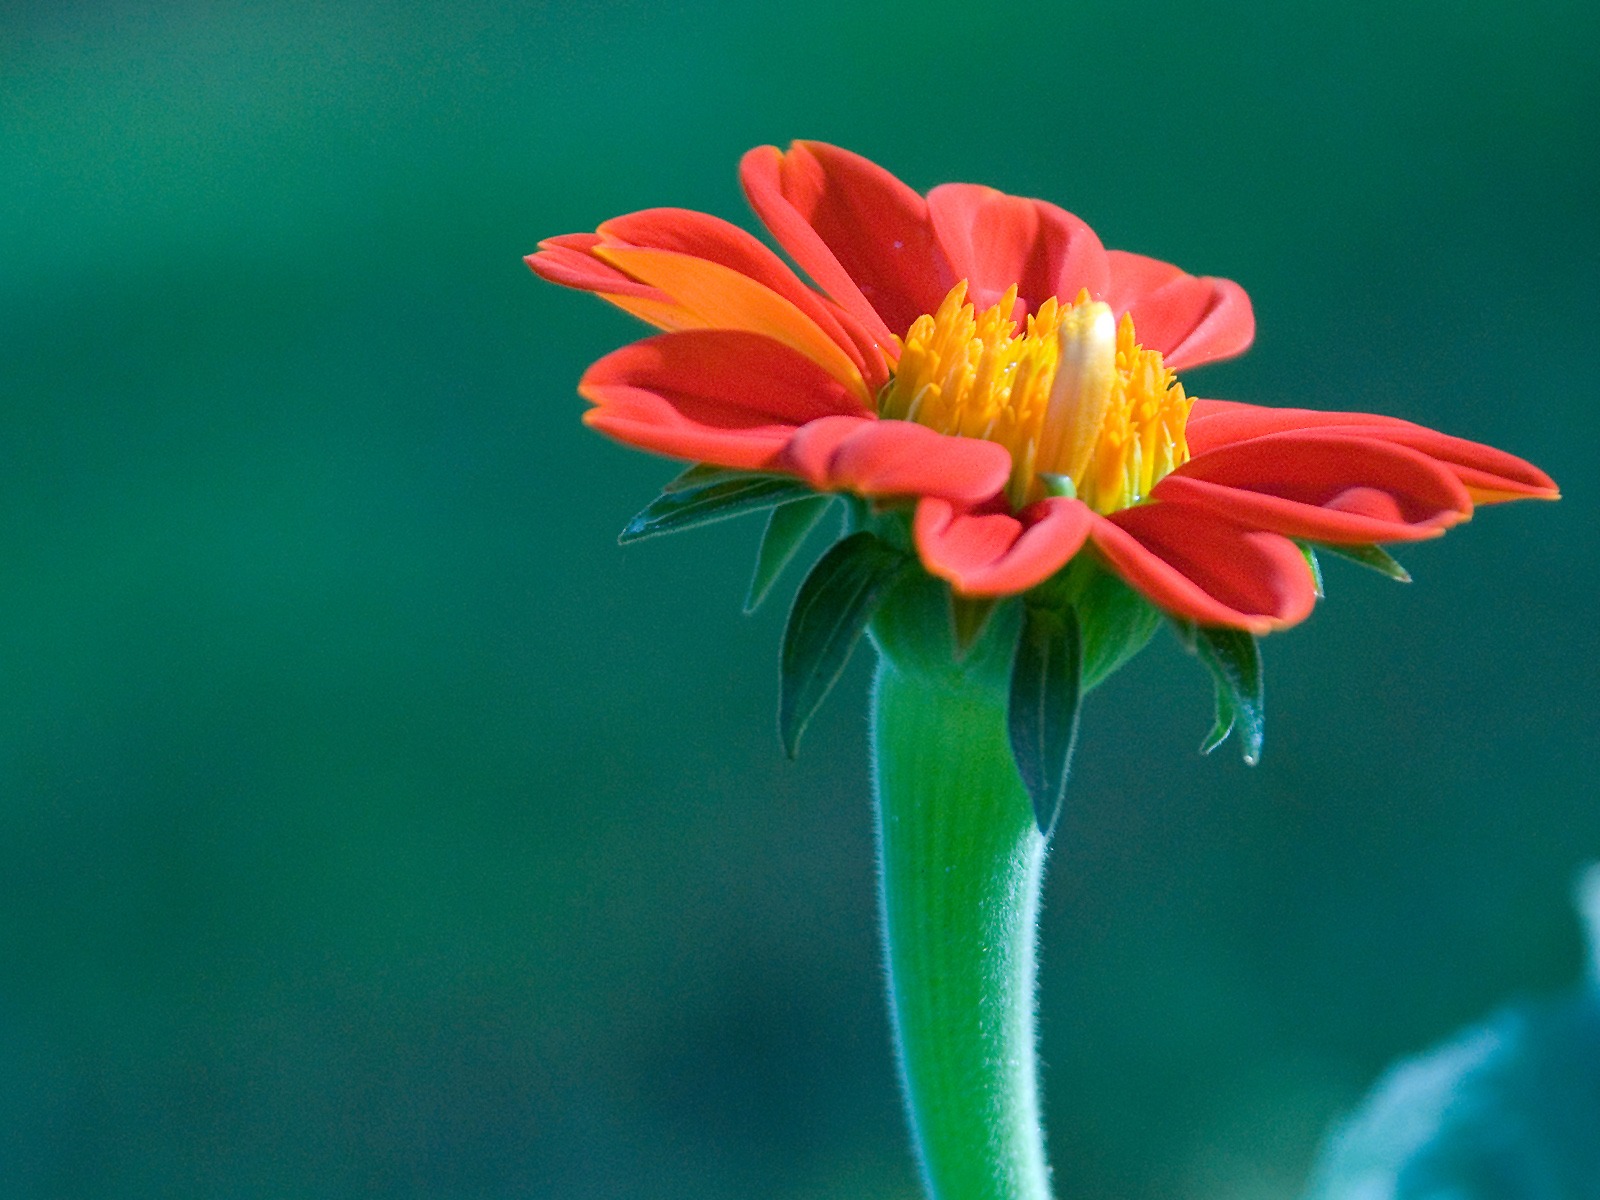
745, 495, 835, 613
1320, 541, 1412, 583
1007, 603, 1083, 836
1191, 625, 1264, 765
780, 532, 911, 758
1299, 542, 1326, 597
619, 473, 814, 543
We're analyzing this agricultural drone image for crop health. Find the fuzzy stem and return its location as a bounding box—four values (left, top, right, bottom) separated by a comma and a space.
870, 588, 1052, 1200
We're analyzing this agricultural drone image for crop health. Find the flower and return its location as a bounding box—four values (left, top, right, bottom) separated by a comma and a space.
528, 141, 1556, 633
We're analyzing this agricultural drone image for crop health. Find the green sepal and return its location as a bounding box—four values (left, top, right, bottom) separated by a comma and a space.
1069, 563, 1162, 692
659, 462, 753, 493
1320, 541, 1412, 583
1198, 692, 1238, 758
1007, 602, 1083, 837
1038, 473, 1077, 499
780, 531, 912, 758
1299, 541, 1326, 598
1179, 623, 1265, 765
619, 470, 813, 544
745, 495, 835, 613
949, 594, 999, 659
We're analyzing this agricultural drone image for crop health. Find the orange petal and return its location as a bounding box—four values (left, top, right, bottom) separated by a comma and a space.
594, 245, 869, 402
597, 208, 886, 389
525, 234, 666, 301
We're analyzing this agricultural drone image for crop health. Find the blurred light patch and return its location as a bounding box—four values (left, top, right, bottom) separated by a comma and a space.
1304, 869, 1600, 1200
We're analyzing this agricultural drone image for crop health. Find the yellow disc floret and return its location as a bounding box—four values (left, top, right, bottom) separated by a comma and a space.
878, 281, 1192, 513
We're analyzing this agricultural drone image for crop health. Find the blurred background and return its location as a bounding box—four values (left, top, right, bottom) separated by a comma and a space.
2, 1, 1596, 1196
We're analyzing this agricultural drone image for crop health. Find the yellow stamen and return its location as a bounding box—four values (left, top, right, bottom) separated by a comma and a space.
879, 282, 1191, 512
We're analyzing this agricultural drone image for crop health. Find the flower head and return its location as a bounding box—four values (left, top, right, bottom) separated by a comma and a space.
529, 142, 1556, 635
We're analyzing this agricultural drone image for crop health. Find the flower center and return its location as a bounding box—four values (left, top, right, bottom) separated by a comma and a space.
878, 281, 1192, 513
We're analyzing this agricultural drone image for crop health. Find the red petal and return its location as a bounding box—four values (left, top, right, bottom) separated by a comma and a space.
579, 331, 866, 468
1103, 250, 1185, 312
1104, 252, 1254, 370
1372, 427, 1559, 503
822, 294, 894, 392
780, 417, 1012, 504
914, 496, 1093, 596
926, 185, 1109, 316
1091, 505, 1317, 633
1185, 401, 1559, 504
740, 142, 950, 344
1154, 431, 1472, 543
1187, 400, 1410, 452
583, 400, 788, 470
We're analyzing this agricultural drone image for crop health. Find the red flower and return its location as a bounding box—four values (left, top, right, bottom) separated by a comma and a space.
529, 142, 1556, 633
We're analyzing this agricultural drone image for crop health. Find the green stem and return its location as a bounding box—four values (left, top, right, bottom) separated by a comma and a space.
870, 582, 1053, 1200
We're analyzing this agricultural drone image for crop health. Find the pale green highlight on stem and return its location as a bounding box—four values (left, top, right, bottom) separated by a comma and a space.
870, 581, 1053, 1200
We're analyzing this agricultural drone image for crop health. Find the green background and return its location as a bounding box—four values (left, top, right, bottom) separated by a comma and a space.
3, 2, 1596, 1196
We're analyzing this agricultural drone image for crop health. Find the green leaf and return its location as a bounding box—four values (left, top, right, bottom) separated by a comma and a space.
744, 495, 835, 613
619, 472, 813, 544
779, 532, 911, 758
1320, 541, 1412, 583
1007, 603, 1083, 836
1190, 625, 1264, 765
